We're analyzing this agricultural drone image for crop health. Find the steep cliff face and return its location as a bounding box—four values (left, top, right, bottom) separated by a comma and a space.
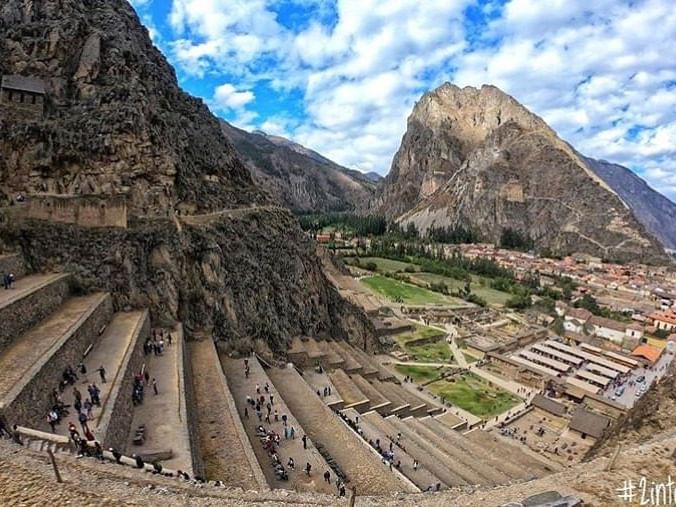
376, 84, 666, 262
0, 0, 375, 350
221, 122, 374, 212
0, 207, 373, 352
0, 0, 265, 215
585, 158, 676, 251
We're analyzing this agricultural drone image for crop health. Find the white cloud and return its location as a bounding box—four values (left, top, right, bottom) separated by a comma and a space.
157, 0, 676, 200
213, 83, 255, 110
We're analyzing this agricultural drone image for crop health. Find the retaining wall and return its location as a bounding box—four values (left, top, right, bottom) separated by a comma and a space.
0, 254, 26, 279
178, 326, 205, 478
0, 294, 113, 428
98, 311, 150, 450
0, 274, 70, 353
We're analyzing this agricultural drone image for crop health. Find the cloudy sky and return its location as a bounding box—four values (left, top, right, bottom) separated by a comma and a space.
130, 0, 676, 201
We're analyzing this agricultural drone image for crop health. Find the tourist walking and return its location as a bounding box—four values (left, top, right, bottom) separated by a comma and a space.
302, 434, 308, 449
305, 462, 312, 476
152, 378, 159, 395
323, 470, 331, 483
97, 365, 107, 383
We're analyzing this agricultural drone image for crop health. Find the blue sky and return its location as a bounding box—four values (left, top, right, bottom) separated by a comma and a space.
130, 0, 676, 201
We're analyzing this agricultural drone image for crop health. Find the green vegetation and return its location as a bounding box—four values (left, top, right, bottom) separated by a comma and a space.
405, 341, 453, 362
361, 275, 462, 305
499, 227, 534, 251
411, 272, 511, 306
394, 323, 446, 344
462, 351, 479, 364
346, 256, 419, 273
395, 364, 443, 383
574, 293, 631, 321
297, 212, 387, 236
428, 373, 520, 419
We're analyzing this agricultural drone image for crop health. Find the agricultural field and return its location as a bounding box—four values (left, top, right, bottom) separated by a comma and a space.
395, 364, 444, 383
406, 340, 453, 362
360, 275, 464, 306
428, 372, 520, 419
410, 272, 511, 306
345, 256, 420, 273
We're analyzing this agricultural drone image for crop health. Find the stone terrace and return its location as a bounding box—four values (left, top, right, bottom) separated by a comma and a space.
188, 339, 264, 489
221, 355, 336, 495
0, 292, 112, 427
267, 364, 414, 495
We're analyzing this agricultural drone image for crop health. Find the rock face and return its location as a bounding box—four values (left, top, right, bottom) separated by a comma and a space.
585, 158, 676, 251
0, 0, 374, 350
221, 122, 374, 212
0, 0, 265, 215
376, 84, 667, 262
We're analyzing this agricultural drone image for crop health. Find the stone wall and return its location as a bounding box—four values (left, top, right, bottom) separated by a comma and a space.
99, 310, 150, 450
178, 328, 205, 478
0, 89, 43, 122
0, 253, 26, 278
0, 273, 70, 354
24, 194, 127, 228
0, 293, 113, 428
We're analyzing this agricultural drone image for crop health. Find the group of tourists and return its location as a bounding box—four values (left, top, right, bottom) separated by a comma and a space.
241, 358, 344, 495
144, 329, 171, 356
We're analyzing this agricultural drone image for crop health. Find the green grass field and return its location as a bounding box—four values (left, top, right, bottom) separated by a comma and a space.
346, 256, 420, 273
361, 275, 462, 305
410, 272, 511, 306
406, 340, 453, 362
395, 364, 443, 383
428, 372, 519, 419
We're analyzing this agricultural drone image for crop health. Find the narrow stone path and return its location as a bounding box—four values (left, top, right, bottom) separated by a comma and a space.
125, 325, 193, 473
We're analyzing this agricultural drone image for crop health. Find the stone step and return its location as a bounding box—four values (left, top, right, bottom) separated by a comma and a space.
344, 408, 437, 491
326, 341, 362, 373
403, 417, 510, 486
422, 418, 529, 480
327, 369, 370, 412
465, 429, 553, 478
362, 411, 456, 490
314, 340, 345, 370
267, 364, 413, 495
384, 415, 470, 488
189, 340, 265, 490
350, 374, 391, 415
369, 378, 411, 417
338, 342, 395, 381
386, 383, 432, 417
0, 292, 112, 428
0, 273, 71, 354
76, 310, 150, 450
334, 342, 379, 378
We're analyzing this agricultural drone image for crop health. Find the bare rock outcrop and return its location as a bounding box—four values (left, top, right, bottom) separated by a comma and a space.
376, 83, 667, 262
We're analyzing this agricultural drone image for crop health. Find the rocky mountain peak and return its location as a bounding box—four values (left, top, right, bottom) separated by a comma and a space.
376, 82, 667, 262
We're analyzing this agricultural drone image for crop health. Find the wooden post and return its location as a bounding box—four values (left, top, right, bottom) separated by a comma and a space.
47, 449, 63, 483
349, 487, 357, 507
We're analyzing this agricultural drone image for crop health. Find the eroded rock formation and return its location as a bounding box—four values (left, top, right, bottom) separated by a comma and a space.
376, 84, 667, 262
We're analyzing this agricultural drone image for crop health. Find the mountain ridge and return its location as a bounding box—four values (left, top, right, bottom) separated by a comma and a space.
220, 121, 375, 212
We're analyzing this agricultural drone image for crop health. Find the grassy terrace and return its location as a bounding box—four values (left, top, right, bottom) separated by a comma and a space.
428, 372, 519, 419
361, 275, 463, 306
393, 324, 452, 362
410, 272, 511, 306
395, 364, 443, 383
